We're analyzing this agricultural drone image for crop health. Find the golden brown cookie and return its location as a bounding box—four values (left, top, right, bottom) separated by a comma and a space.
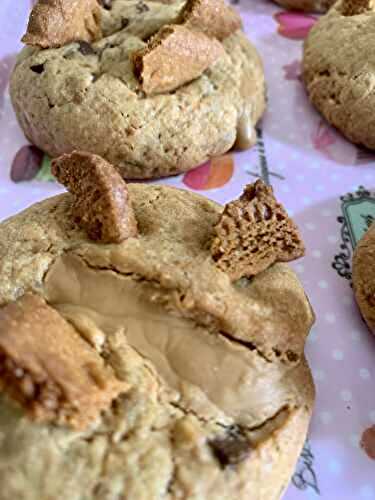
303, 0, 375, 149
10, 0, 265, 179
353, 222, 375, 333
0, 164, 314, 498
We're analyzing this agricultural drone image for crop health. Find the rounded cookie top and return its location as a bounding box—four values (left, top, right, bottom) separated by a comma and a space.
353, 222, 375, 333
303, 0, 375, 149
10, 0, 265, 179
0, 183, 314, 500
273, 0, 334, 12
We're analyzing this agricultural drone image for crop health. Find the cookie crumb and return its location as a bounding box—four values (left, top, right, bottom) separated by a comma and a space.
132, 24, 224, 95
211, 180, 305, 281
180, 0, 242, 40
0, 294, 128, 430
22, 0, 102, 49
51, 151, 138, 243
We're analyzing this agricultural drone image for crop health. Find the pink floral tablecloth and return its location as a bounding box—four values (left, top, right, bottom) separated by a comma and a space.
1, 1, 375, 498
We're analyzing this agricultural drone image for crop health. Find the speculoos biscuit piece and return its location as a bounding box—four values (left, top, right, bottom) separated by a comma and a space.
211, 180, 305, 281
0, 293, 128, 430
133, 24, 224, 95
22, 0, 102, 49
52, 151, 138, 243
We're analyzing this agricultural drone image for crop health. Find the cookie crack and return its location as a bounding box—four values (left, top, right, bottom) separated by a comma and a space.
166, 429, 178, 497
169, 400, 219, 426
73, 254, 282, 365
217, 330, 272, 363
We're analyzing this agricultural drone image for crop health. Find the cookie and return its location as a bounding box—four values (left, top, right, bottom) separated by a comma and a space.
10, 0, 265, 179
353, 222, 375, 334
272, 0, 334, 12
303, 0, 375, 149
0, 154, 314, 499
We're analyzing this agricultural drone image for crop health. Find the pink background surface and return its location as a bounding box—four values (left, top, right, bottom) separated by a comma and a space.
1, 1, 375, 498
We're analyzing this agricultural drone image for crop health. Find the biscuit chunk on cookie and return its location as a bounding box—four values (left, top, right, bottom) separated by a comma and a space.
133, 25, 224, 95
22, 0, 102, 48
211, 180, 305, 281
52, 151, 138, 243
179, 0, 242, 40
0, 294, 128, 430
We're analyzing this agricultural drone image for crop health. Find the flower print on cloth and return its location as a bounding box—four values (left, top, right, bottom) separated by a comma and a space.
10, 146, 54, 183
311, 120, 357, 165
283, 59, 302, 81
274, 12, 317, 40
182, 154, 234, 190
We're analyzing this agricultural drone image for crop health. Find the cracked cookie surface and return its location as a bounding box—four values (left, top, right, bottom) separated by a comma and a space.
10, 0, 265, 179
303, 0, 375, 149
0, 184, 314, 499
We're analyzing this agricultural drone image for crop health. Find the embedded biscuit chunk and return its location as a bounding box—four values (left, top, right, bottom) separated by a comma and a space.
340, 0, 375, 15
22, 0, 102, 49
51, 151, 138, 243
179, 0, 242, 41
132, 24, 225, 95
0, 294, 128, 429
211, 180, 305, 281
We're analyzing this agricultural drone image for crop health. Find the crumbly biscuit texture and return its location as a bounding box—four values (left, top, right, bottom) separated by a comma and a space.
303, 0, 375, 149
0, 293, 128, 429
180, 0, 242, 40
22, 0, 102, 48
132, 24, 224, 94
51, 151, 138, 243
211, 180, 305, 281
353, 222, 375, 333
10, 0, 265, 179
340, 0, 375, 14
0, 183, 314, 500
